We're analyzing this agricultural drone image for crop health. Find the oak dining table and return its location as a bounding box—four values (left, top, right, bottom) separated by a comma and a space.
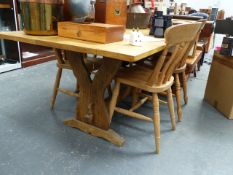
0, 30, 166, 146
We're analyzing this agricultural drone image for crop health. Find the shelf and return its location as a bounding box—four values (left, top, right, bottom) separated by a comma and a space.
0, 3, 11, 9
0, 62, 21, 73
21, 50, 56, 67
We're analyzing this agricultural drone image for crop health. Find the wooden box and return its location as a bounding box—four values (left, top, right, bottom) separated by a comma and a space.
95, 0, 127, 26
58, 22, 125, 44
204, 51, 233, 119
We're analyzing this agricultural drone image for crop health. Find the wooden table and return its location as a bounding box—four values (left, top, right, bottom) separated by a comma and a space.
0, 31, 165, 146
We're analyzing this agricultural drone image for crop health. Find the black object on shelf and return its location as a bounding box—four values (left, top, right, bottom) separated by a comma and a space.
149, 11, 172, 38
220, 37, 233, 56
215, 19, 233, 36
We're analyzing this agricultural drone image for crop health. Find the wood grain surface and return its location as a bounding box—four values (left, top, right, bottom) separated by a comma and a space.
0, 31, 165, 62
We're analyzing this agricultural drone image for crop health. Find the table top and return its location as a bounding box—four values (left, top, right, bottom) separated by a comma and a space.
172, 19, 213, 25
172, 19, 197, 25
0, 31, 166, 62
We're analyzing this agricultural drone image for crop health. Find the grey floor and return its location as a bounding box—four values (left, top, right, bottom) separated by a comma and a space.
0, 59, 233, 175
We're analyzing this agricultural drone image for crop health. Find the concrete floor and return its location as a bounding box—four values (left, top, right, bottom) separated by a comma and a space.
0, 60, 233, 175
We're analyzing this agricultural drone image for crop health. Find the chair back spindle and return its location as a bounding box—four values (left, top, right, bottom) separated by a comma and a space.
177, 20, 206, 69
147, 23, 202, 86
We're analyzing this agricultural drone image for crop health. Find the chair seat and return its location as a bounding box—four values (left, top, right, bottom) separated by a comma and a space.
197, 42, 206, 49
174, 64, 187, 74
116, 65, 174, 93
186, 50, 202, 66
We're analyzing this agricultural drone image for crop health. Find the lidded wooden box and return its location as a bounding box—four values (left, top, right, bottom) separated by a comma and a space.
58, 22, 125, 43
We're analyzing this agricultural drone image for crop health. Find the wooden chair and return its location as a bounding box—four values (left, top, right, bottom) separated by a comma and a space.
109, 23, 202, 153
198, 21, 214, 53
50, 49, 101, 109
185, 50, 203, 78
195, 20, 210, 69
173, 20, 206, 121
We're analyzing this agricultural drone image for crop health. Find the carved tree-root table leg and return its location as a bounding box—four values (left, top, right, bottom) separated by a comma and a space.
64, 118, 125, 146
64, 51, 124, 146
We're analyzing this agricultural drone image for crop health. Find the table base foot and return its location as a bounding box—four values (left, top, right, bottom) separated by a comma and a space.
64, 118, 125, 146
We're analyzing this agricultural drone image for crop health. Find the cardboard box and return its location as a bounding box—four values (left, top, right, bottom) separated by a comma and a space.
58, 22, 124, 44
204, 51, 233, 119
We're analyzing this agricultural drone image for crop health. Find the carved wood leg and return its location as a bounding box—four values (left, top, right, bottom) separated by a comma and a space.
64, 118, 124, 146
152, 93, 160, 154
50, 67, 62, 109
182, 71, 188, 105
167, 87, 176, 130
91, 58, 122, 128
175, 73, 183, 122
64, 51, 124, 146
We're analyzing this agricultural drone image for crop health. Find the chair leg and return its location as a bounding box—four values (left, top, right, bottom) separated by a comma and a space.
107, 85, 112, 98
118, 86, 132, 103
75, 81, 79, 93
182, 71, 188, 105
152, 93, 160, 154
131, 88, 139, 107
109, 81, 121, 121
193, 66, 197, 77
50, 68, 62, 109
200, 46, 205, 66
197, 61, 201, 71
175, 73, 183, 122
167, 88, 176, 130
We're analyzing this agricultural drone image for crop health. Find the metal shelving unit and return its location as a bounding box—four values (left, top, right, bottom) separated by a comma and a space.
0, 0, 21, 73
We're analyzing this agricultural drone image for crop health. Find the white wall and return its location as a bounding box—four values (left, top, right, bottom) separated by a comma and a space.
175, 0, 233, 17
